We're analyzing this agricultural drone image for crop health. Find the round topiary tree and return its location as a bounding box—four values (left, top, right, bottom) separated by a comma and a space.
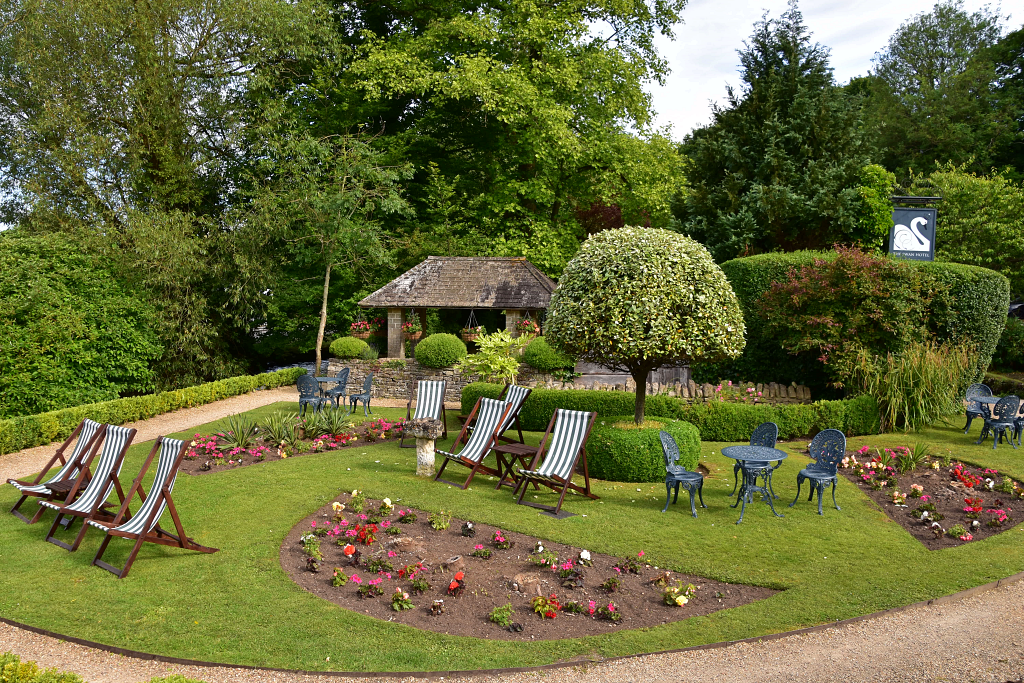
522, 336, 575, 372
414, 333, 468, 368
329, 336, 370, 359
546, 227, 746, 424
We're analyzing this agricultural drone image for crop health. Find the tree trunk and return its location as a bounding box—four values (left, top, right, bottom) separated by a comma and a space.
314, 262, 332, 377
631, 366, 650, 425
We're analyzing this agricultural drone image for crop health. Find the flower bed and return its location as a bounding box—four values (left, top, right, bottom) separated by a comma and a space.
838, 446, 1024, 550
180, 414, 404, 475
282, 492, 777, 640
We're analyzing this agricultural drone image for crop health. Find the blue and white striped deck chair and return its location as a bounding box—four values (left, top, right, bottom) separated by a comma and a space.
433, 397, 511, 489
90, 436, 218, 579
514, 409, 598, 518
8, 419, 107, 524
41, 424, 136, 552
400, 380, 448, 448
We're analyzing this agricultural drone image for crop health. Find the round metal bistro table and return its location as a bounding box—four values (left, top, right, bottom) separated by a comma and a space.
721, 445, 788, 524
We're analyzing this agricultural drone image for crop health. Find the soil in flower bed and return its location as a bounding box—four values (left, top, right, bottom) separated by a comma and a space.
837, 447, 1024, 550
281, 492, 777, 641
180, 416, 404, 476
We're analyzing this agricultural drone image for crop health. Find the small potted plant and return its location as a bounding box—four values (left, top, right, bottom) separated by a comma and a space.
514, 318, 540, 337
350, 320, 372, 339
402, 320, 422, 341
460, 324, 486, 342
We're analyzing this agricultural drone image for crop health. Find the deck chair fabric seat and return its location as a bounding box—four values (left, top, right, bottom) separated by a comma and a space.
433, 397, 511, 489
496, 385, 531, 443
400, 380, 448, 448
89, 436, 218, 578
40, 424, 136, 551
8, 419, 106, 524
514, 409, 598, 518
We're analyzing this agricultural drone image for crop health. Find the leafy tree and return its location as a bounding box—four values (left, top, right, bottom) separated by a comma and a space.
911, 164, 1024, 297
859, 1, 1011, 179
987, 26, 1024, 178
674, 2, 881, 261
0, 232, 162, 417
545, 227, 746, 424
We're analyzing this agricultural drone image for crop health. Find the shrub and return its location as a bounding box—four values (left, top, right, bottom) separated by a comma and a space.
0, 367, 306, 455
545, 226, 745, 423
462, 382, 881, 440
587, 417, 700, 482
0, 652, 83, 682
329, 336, 370, 359
522, 336, 575, 372
457, 329, 529, 381
992, 318, 1024, 370
414, 333, 467, 368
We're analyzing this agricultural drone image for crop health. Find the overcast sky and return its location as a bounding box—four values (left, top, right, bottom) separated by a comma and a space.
648, 0, 1018, 139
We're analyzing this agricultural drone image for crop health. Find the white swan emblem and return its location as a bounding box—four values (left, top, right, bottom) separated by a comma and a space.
893, 217, 930, 252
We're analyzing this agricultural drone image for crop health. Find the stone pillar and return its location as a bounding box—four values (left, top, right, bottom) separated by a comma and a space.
505, 309, 524, 337
408, 418, 444, 477
387, 308, 404, 358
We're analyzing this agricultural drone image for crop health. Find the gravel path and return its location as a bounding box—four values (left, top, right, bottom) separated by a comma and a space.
2, 389, 1023, 682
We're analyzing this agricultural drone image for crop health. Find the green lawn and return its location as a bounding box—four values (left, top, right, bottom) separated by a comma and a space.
1, 404, 1021, 672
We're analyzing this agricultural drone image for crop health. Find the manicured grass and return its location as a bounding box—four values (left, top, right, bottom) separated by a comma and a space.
0, 404, 1022, 672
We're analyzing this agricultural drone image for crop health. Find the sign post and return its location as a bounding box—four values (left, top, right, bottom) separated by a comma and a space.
888, 202, 937, 262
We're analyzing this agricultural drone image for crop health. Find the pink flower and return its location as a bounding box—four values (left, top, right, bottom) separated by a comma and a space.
381, 520, 391, 528
638, 551, 644, 557
607, 603, 616, 611
351, 575, 362, 584
387, 551, 397, 557
474, 544, 484, 550
614, 567, 621, 573
588, 600, 596, 615
358, 514, 368, 521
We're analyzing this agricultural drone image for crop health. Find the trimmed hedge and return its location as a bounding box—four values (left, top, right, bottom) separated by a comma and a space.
462, 383, 880, 440
0, 367, 306, 455
522, 336, 574, 372
588, 417, 700, 482
695, 252, 1010, 390
415, 333, 468, 368
329, 336, 370, 359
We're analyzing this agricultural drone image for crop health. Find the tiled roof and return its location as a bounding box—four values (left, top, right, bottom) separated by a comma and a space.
359, 257, 556, 309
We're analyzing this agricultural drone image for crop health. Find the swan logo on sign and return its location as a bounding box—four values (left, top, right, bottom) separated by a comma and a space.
889, 208, 936, 261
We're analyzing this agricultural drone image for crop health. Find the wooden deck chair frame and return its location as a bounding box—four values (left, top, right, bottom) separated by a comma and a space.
433, 397, 512, 489
41, 425, 137, 552
400, 379, 448, 448
455, 384, 531, 444
91, 436, 219, 579
8, 420, 107, 524
513, 409, 599, 519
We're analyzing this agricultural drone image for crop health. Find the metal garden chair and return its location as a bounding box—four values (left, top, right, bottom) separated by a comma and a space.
346, 373, 375, 416
788, 428, 845, 516
660, 431, 706, 518
964, 383, 993, 434
323, 367, 351, 409
977, 395, 1019, 449
297, 374, 328, 415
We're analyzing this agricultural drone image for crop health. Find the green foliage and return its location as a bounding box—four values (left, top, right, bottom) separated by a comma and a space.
0, 233, 162, 419
414, 333, 468, 369
218, 414, 258, 451
329, 336, 370, 359
587, 418, 700, 483
461, 383, 880, 439
993, 318, 1024, 370
758, 247, 935, 388
546, 227, 745, 423
912, 166, 1024, 298
522, 337, 575, 372
674, 5, 875, 260
0, 368, 305, 455
457, 330, 530, 382
0, 652, 83, 682
850, 343, 975, 432
488, 603, 515, 627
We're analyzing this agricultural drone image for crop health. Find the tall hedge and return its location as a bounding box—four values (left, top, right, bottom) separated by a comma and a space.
0, 367, 306, 455
462, 383, 879, 440
694, 252, 1009, 390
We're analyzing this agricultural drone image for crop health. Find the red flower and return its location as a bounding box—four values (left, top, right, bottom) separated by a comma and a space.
343, 544, 356, 556
454, 571, 464, 581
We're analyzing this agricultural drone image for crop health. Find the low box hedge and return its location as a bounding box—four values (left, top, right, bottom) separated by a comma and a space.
462, 383, 880, 441
588, 417, 701, 483
0, 367, 306, 455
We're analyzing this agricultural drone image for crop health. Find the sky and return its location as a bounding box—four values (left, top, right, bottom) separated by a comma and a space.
648, 0, 1018, 138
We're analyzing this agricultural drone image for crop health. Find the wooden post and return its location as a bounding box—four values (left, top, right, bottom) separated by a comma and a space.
388, 308, 404, 358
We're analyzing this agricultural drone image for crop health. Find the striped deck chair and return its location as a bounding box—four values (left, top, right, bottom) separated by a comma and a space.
514, 409, 598, 518
400, 380, 448, 448
496, 384, 531, 444
90, 436, 219, 579
433, 397, 512, 489
8, 419, 107, 524
40, 425, 137, 552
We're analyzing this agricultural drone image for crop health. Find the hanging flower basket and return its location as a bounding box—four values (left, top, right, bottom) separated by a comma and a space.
461, 326, 485, 343
404, 331, 423, 342
352, 331, 371, 340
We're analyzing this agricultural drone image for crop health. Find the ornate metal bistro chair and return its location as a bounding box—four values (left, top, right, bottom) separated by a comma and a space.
976, 395, 1019, 450
347, 373, 375, 417
660, 431, 706, 518
789, 428, 845, 516
731, 422, 780, 497
297, 375, 328, 416
964, 383, 993, 434
323, 367, 351, 409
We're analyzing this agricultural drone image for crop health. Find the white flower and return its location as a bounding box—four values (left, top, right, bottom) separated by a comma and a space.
351, 489, 359, 496
580, 550, 591, 561
382, 498, 392, 507
332, 502, 344, 512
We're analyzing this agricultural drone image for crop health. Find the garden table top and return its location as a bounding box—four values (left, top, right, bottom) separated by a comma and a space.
492, 442, 540, 490
975, 396, 1002, 405
720, 445, 788, 463
721, 446, 788, 523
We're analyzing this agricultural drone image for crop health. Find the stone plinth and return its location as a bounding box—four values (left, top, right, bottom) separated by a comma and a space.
408, 417, 444, 477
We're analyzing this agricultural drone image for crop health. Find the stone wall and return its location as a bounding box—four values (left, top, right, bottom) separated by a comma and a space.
326, 357, 812, 405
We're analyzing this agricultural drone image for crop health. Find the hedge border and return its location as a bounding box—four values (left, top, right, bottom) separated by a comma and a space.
462, 383, 881, 441
0, 368, 306, 455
